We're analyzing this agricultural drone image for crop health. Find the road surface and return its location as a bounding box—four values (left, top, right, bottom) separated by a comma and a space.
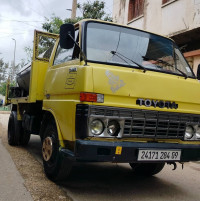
1, 113, 200, 201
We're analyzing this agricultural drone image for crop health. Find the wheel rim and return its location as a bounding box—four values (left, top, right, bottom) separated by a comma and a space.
42, 137, 53, 162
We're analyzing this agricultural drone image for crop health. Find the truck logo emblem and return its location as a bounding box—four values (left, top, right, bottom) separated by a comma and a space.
69, 67, 77, 72
136, 98, 178, 109
65, 69, 77, 89
105, 70, 125, 93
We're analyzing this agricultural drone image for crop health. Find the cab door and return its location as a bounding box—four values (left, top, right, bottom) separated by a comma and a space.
29, 30, 58, 102
43, 27, 82, 141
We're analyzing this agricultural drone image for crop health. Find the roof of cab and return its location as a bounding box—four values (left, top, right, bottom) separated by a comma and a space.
75, 19, 174, 42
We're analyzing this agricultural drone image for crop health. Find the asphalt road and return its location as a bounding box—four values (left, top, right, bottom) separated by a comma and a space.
1, 113, 200, 201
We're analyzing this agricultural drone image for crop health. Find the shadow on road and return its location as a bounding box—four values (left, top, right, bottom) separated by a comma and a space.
60, 163, 184, 201
26, 135, 42, 163
27, 135, 185, 201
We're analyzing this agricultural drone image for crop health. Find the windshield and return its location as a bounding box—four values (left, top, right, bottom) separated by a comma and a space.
86, 22, 195, 78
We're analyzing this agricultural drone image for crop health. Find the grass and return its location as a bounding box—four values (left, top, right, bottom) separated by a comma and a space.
0, 106, 11, 111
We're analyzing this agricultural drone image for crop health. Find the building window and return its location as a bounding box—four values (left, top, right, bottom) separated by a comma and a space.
162, 0, 171, 4
128, 0, 144, 21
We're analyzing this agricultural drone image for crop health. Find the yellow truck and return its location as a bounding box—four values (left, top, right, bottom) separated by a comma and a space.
6, 19, 200, 181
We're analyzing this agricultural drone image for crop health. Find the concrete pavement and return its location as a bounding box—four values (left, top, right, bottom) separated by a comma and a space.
1, 113, 200, 201
0, 138, 33, 201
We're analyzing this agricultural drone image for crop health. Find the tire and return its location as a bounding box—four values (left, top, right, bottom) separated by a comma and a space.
20, 131, 30, 146
129, 162, 165, 176
8, 111, 22, 146
41, 117, 72, 182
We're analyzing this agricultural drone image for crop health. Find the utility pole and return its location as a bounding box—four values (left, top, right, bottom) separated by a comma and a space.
71, 0, 77, 19
12, 38, 16, 82
12, 38, 16, 68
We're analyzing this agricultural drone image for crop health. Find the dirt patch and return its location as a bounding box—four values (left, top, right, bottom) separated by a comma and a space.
0, 114, 72, 201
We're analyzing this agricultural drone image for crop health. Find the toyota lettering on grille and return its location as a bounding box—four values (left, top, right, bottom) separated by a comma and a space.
136, 98, 178, 109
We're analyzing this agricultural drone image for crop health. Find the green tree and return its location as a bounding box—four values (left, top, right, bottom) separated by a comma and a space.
24, 46, 33, 63
42, 15, 65, 34
78, 0, 112, 21
0, 82, 7, 96
42, 14, 83, 34
42, 1, 112, 34
0, 58, 9, 83
0, 58, 12, 96
24, 1, 112, 63
0, 81, 16, 96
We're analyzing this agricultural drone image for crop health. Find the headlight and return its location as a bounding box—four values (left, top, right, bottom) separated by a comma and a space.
185, 125, 195, 139
196, 126, 200, 139
90, 119, 104, 135
107, 120, 120, 136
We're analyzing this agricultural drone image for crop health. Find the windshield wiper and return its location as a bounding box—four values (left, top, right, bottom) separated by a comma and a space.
175, 68, 188, 79
109, 51, 134, 67
111, 51, 147, 73
142, 56, 188, 79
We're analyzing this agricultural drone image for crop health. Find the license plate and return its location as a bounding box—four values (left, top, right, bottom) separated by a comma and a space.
138, 149, 181, 161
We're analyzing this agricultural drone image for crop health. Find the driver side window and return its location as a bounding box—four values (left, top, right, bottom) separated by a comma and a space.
53, 29, 79, 65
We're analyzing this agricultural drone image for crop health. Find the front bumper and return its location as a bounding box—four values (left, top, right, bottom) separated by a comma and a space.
60, 140, 200, 163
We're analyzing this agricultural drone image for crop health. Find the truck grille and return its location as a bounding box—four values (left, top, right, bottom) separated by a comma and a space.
89, 106, 200, 140
123, 110, 188, 139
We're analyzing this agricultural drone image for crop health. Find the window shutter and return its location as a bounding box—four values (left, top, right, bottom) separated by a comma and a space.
128, 0, 134, 21
128, 0, 144, 21
162, 0, 170, 4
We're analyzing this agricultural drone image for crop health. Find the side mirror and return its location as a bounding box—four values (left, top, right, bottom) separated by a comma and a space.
60, 24, 75, 49
197, 64, 200, 80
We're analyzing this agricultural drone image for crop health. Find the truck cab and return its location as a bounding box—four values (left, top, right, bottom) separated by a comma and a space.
6, 19, 200, 181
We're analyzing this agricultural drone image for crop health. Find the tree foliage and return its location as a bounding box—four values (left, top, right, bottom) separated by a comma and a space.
0, 57, 19, 96
24, 1, 112, 65
0, 82, 6, 96
24, 46, 33, 63
42, 14, 83, 34
0, 58, 8, 83
78, 0, 112, 21
42, 1, 112, 34
0, 81, 16, 97
42, 15, 64, 34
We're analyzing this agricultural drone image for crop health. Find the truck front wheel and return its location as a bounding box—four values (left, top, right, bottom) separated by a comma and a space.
129, 162, 165, 176
41, 118, 72, 182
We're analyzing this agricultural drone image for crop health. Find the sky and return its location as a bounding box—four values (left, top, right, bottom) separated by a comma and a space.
0, 0, 113, 65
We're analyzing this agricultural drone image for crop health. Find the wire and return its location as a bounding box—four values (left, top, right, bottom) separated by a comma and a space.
14, 1, 46, 19
0, 32, 25, 35
0, 31, 33, 39
40, 0, 53, 15
0, 27, 35, 33
0, 18, 42, 29
104, 1, 113, 15
0, 18, 44, 23
38, 0, 51, 16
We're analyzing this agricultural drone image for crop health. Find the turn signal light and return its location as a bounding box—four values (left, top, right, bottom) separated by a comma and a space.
80, 92, 104, 103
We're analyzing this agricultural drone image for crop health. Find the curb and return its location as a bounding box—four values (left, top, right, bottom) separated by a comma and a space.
0, 111, 11, 114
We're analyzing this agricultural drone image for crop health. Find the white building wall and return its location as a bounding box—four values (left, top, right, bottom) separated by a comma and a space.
193, 0, 200, 27
144, 1, 162, 33
113, 0, 127, 25
113, 0, 200, 37
128, 17, 144, 29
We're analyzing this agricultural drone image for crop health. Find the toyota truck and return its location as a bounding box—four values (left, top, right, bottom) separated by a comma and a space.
5, 19, 200, 181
